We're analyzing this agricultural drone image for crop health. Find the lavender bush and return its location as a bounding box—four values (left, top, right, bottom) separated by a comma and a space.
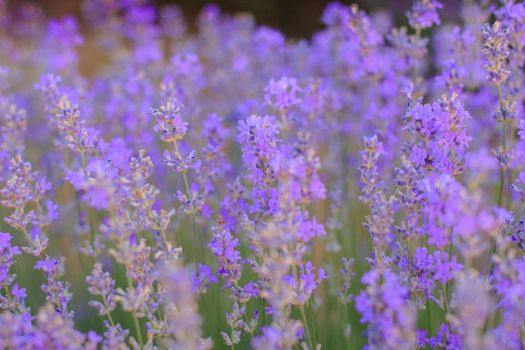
0, 0, 525, 349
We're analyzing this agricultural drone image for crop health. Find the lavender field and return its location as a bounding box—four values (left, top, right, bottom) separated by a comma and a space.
1, 0, 524, 349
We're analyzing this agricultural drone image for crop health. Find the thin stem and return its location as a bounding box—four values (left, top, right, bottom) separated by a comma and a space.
292, 265, 314, 349
406, 238, 413, 286
441, 284, 451, 328
3, 286, 13, 310
300, 304, 315, 350
497, 83, 507, 209
127, 277, 144, 349
497, 168, 505, 208
307, 298, 317, 346
490, 83, 508, 274
172, 140, 203, 265
425, 241, 432, 336
80, 150, 96, 245
21, 227, 34, 246
102, 299, 116, 328
132, 312, 144, 349
426, 297, 432, 336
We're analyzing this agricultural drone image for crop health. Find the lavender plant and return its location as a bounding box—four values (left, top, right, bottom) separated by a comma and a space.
1, 0, 525, 349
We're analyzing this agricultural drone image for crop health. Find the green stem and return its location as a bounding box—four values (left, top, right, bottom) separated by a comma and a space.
497, 168, 505, 208
441, 284, 451, 328
21, 227, 34, 246
80, 150, 96, 245
132, 312, 144, 349
292, 265, 314, 349
426, 297, 432, 336
497, 84, 507, 209
342, 301, 351, 349
172, 140, 203, 265
425, 241, 432, 336
307, 298, 317, 346
103, 299, 116, 327
300, 304, 315, 350
127, 277, 144, 348
490, 83, 508, 273
3, 286, 13, 311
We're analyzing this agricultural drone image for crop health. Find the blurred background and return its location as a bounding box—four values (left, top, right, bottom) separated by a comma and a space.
8, 0, 462, 38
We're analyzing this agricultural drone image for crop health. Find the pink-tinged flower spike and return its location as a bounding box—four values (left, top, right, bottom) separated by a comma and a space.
496, 2, 525, 75
359, 135, 395, 266
1, 156, 57, 256
153, 98, 204, 262
102, 321, 129, 349
359, 135, 385, 204
160, 260, 212, 350
0, 101, 27, 159
338, 257, 355, 306
55, 96, 100, 157
0, 77, 27, 177
86, 263, 117, 320
481, 21, 514, 217
250, 222, 306, 350
482, 21, 512, 87
448, 271, 496, 349
111, 238, 153, 347
198, 113, 231, 197
36, 74, 102, 167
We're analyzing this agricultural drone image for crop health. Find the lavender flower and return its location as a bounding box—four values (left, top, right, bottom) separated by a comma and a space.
86, 263, 117, 317
192, 264, 218, 293
407, 0, 443, 30
152, 98, 187, 143
481, 21, 512, 86
1, 156, 54, 255
34, 256, 73, 318
0, 232, 20, 289
1, 1, 525, 348
264, 76, 301, 128
356, 269, 416, 350
160, 261, 212, 350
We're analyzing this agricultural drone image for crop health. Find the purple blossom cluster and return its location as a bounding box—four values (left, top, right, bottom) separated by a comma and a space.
1, 0, 525, 349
